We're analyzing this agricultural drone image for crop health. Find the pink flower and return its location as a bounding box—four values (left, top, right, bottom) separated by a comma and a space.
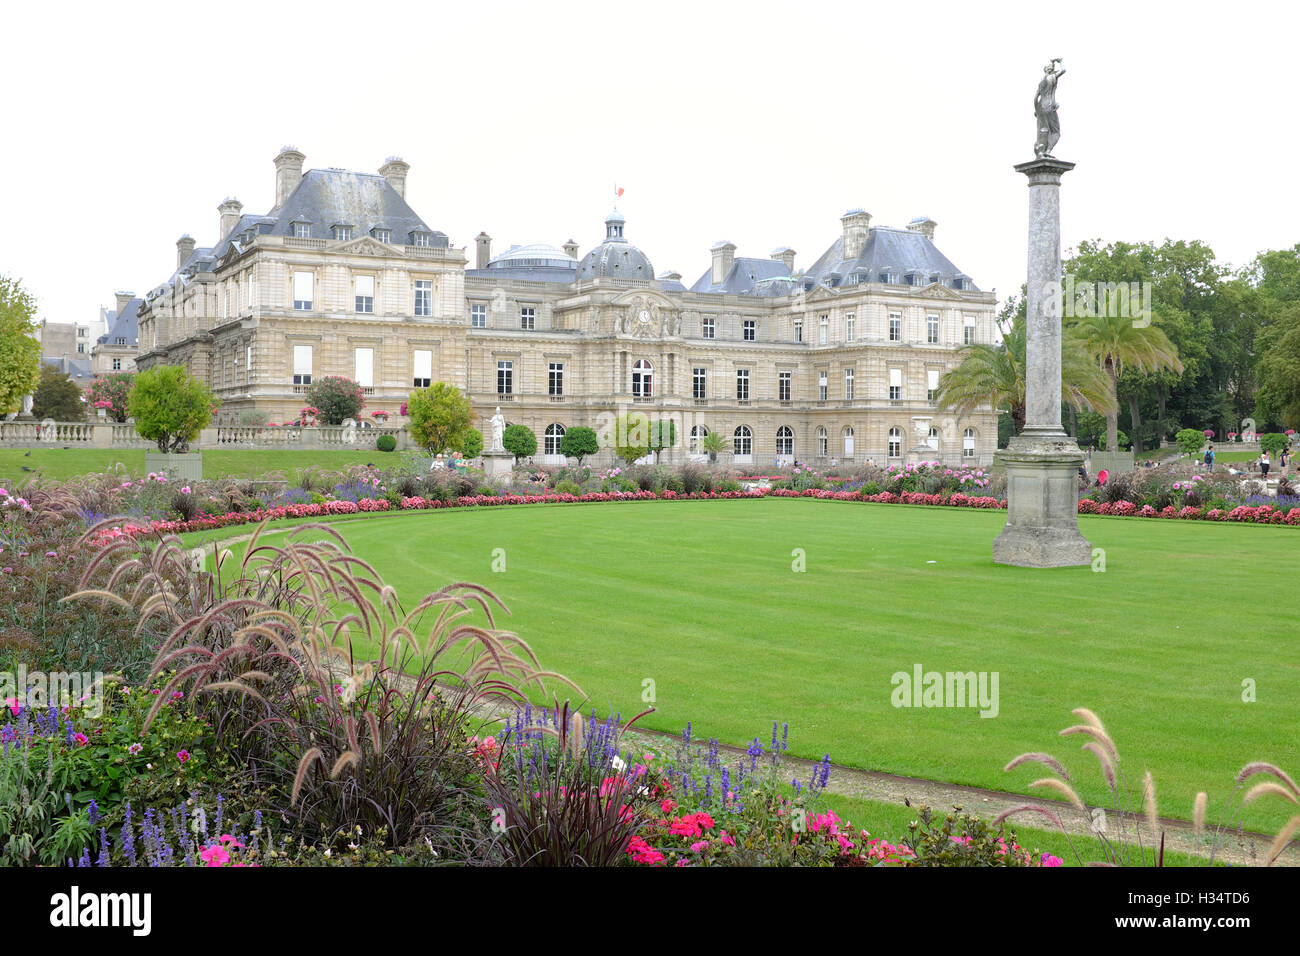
176, 749, 190, 764
73, 732, 89, 746
690, 840, 709, 853
200, 844, 231, 867
128, 743, 143, 754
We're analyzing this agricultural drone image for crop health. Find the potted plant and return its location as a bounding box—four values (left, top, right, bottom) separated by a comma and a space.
129, 365, 217, 482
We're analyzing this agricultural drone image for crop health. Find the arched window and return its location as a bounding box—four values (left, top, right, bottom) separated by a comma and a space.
817, 427, 828, 458
843, 426, 855, 456
927, 427, 940, 451
734, 425, 752, 456
632, 359, 653, 398
689, 424, 709, 454
888, 427, 902, 458
776, 426, 793, 456
544, 423, 566, 456
963, 428, 976, 458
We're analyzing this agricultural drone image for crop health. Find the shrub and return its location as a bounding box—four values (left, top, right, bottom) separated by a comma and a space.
503, 424, 537, 458
375, 434, 397, 453
305, 376, 365, 425
32, 365, 85, 422
555, 480, 581, 496
718, 479, 741, 493
461, 428, 483, 459
1260, 433, 1289, 455
128, 366, 216, 453
407, 383, 473, 454
85, 372, 135, 423
1175, 428, 1207, 456
900, 803, 1047, 867
560, 426, 599, 465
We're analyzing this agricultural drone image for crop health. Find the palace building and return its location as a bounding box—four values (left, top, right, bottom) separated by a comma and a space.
133, 148, 998, 466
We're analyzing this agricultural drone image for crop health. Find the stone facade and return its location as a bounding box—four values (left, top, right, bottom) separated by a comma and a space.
134, 149, 998, 466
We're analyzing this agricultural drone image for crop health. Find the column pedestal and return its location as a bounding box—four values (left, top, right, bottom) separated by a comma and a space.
481, 450, 515, 480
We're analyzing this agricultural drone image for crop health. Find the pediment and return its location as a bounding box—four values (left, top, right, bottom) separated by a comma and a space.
804, 285, 839, 304
335, 237, 405, 257
918, 282, 962, 300
611, 287, 676, 310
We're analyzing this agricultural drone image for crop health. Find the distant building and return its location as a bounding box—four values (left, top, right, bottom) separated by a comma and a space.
134, 148, 997, 465
91, 291, 141, 376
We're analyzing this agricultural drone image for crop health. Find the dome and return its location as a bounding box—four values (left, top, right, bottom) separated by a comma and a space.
576, 208, 654, 281
487, 242, 577, 269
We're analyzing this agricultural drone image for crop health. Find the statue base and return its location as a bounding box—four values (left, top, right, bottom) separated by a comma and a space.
992, 434, 1091, 568
481, 450, 515, 480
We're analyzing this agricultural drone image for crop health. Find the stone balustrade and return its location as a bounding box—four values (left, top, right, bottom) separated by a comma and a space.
0, 421, 411, 451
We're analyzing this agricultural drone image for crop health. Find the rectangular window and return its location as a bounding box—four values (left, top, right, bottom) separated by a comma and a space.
292, 344, 313, 385
293, 272, 313, 310
928, 369, 941, 401
778, 371, 791, 402
355, 275, 375, 314
702, 316, 715, 339
819, 314, 828, 345
964, 315, 976, 345
414, 280, 433, 317
246, 271, 256, 307
293, 222, 311, 239
333, 226, 353, 241
412, 233, 431, 247
889, 312, 901, 342
793, 319, 803, 343
77, 327, 87, 337
354, 347, 374, 388
889, 367, 902, 401
111, 358, 121, 370
693, 367, 707, 400
818, 371, 827, 402
115, 337, 126, 346
846, 313, 855, 342
497, 360, 513, 395
520, 307, 536, 330
76, 342, 86, 353
736, 369, 749, 401
927, 314, 939, 344
413, 349, 432, 388
373, 229, 391, 244
246, 345, 253, 383
845, 368, 855, 400
549, 362, 564, 396
889, 432, 901, 458
743, 319, 756, 341
471, 304, 487, 328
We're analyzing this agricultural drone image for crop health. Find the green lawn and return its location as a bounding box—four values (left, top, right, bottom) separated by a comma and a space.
185, 498, 1300, 833
0, 447, 416, 483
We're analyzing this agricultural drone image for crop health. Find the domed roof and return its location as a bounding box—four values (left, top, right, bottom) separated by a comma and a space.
576, 208, 653, 281
487, 242, 577, 269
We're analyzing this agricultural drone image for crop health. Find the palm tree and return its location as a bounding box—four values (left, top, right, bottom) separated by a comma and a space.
934, 314, 1115, 436
1069, 313, 1183, 454
700, 429, 727, 463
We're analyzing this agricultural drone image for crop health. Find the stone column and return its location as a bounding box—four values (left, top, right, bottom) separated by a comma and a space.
992, 157, 1091, 568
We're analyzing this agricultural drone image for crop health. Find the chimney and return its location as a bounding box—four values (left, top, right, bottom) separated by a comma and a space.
218, 197, 243, 239
176, 234, 196, 269
711, 241, 736, 286
379, 156, 410, 198
563, 239, 579, 260
907, 217, 937, 241
114, 291, 134, 314
273, 146, 306, 208
840, 209, 872, 260
475, 232, 492, 269
771, 247, 796, 272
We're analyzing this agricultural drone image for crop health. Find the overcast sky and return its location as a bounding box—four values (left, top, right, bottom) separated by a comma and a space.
4, 0, 1297, 326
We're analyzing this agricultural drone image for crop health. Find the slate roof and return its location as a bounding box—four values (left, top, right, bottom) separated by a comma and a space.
264, 169, 447, 248
690, 256, 796, 296
801, 227, 977, 291
42, 357, 95, 381
98, 297, 141, 346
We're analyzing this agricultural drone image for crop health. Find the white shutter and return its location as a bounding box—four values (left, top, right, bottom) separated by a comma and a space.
413, 349, 432, 380
293, 345, 312, 375
293, 272, 313, 303
355, 275, 375, 297
355, 348, 374, 387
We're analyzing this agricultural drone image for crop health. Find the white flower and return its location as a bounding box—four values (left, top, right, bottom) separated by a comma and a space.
611, 755, 627, 773
324, 848, 331, 858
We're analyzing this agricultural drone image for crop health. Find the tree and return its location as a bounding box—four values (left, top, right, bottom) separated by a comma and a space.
1174, 428, 1207, 457
1259, 433, 1289, 455
305, 376, 365, 425
1254, 304, 1300, 429
128, 365, 217, 453
32, 365, 85, 421
701, 430, 727, 463
647, 419, 676, 463
461, 427, 484, 458
559, 425, 599, 464
85, 372, 135, 422
406, 383, 473, 454
502, 423, 536, 459
934, 306, 1115, 436
0, 276, 42, 415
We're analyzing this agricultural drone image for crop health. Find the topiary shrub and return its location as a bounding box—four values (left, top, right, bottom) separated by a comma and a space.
502, 424, 536, 459
1175, 428, 1207, 456
1259, 433, 1288, 455
559, 426, 599, 465
305, 376, 365, 425
128, 365, 216, 453
376, 434, 397, 453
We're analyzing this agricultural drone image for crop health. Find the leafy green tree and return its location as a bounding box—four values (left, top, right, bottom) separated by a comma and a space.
701, 430, 727, 462
502, 423, 536, 459
406, 383, 473, 454
460, 427, 484, 458
1259, 433, 1289, 455
32, 365, 85, 421
0, 276, 42, 415
85, 372, 134, 422
128, 365, 217, 453
1174, 428, 1207, 457
559, 425, 599, 464
934, 304, 1114, 436
613, 413, 650, 463
305, 376, 365, 425
1254, 304, 1300, 429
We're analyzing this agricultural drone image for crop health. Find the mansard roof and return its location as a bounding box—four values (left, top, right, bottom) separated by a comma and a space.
689, 256, 797, 296
266, 168, 447, 248
802, 226, 977, 291
98, 297, 141, 346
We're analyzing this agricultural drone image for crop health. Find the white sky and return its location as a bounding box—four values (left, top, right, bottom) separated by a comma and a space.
4, 0, 1298, 326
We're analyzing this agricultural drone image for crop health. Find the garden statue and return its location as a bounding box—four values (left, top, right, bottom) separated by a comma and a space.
489, 407, 506, 452
1033, 58, 1065, 158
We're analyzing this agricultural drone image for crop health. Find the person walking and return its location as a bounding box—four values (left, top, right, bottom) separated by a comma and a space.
1260, 451, 1271, 478
1204, 443, 1215, 472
